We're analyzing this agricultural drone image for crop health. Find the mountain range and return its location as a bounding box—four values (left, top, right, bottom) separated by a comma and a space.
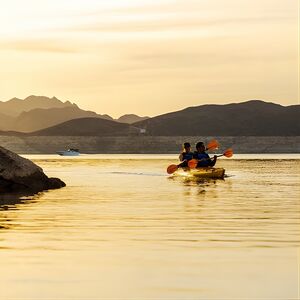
0, 95, 149, 132
135, 100, 300, 136
0, 95, 74, 117
29, 118, 140, 136
0, 96, 299, 136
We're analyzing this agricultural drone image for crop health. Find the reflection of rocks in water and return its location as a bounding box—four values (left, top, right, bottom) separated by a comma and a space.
0, 192, 37, 209
0, 192, 42, 231
0, 146, 65, 194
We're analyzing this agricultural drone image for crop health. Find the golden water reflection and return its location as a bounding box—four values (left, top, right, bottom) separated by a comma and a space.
0, 157, 299, 299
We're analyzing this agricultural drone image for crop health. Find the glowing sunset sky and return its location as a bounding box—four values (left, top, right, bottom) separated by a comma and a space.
0, 0, 298, 117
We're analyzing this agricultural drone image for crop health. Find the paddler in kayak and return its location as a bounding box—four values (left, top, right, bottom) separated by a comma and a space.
178, 142, 193, 168
193, 141, 217, 167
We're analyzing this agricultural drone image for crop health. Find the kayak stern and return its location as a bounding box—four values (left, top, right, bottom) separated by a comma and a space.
173, 167, 225, 179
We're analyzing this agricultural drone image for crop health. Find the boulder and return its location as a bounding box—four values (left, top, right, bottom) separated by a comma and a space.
0, 146, 65, 193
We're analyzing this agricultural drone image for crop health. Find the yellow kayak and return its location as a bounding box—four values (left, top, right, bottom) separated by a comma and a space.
173, 167, 225, 179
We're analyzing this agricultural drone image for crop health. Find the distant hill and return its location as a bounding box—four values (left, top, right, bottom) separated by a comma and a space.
117, 114, 149, 124
12, 106, 113, 132
134, 100, 300, 136
0, 95, 114, 132
0, 130, 25, 136
0, 95, 75, 117
29, 118, 140, 136
0, 112, 14, 131
1, 98, 299, 136
0, 94, 151, 132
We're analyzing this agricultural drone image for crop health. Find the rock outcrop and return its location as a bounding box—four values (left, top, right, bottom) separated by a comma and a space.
0, 146, 65, 193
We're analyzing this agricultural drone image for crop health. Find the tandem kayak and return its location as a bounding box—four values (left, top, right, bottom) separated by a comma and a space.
173, 167, 225, 179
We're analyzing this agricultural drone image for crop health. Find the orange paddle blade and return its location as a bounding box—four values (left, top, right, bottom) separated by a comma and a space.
223, 148, 233, 158
206, 139, 219, 151
188, 159, 198, 169
167, 164, 178, 174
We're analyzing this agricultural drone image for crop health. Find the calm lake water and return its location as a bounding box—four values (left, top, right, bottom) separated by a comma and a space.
0, 154, 299, 299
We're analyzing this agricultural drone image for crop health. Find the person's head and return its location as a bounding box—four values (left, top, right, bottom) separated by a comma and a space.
183, 142, 191, 152
196, 142, 205, 152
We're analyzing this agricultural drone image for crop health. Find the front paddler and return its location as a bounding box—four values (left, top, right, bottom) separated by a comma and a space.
178, 142, 193, 168
193, 141, 217, 168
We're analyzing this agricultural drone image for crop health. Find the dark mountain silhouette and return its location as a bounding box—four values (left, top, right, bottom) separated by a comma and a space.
0, 112, 14, 131
134, 100, 300, 136
0, 95, 75, 117
0, 94, 150, 132
1, 99, 298, 137
0, 130, 25, 136
0, 95, 114, 132
117, 114, 149, 124
12, 106, 113, 132
29, 118, 140, 136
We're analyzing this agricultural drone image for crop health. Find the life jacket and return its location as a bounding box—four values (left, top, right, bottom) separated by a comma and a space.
181, 152, 193, 161
193, 152, 211, 167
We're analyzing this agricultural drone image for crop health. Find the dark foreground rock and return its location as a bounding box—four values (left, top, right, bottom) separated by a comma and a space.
0, 146, 65, 193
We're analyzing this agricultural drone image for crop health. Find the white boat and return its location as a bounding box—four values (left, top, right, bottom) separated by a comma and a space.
56, 149, 80, 156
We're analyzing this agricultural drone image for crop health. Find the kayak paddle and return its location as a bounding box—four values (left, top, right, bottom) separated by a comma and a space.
222, 148, 233, 158
187, 159, 198, 169
206, 139, 219, 151
188, 148, 234, 169
167, 164, 179, 174
166, 139, 220, 174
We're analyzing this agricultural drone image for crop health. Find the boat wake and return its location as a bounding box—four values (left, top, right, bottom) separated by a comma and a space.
224, 174, 235, 178
108, 171, 166, 177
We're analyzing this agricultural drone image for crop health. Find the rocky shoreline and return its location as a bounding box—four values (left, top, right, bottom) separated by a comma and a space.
0, 136, 299, 154
0, 146, 65, 194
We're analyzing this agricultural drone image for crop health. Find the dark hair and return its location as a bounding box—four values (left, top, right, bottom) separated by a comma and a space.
196, 142, 205, 149
183, 142, 191, 148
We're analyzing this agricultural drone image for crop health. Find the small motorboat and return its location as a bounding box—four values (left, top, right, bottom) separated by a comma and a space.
56, 148, 80, 156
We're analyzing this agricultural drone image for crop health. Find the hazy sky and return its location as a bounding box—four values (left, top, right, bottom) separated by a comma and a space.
0, 0, 298, 117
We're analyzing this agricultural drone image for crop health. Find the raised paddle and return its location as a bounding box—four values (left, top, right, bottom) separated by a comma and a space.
166, 139, 220, 174
205, 139, 219, 151
188, 148, 234, 169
